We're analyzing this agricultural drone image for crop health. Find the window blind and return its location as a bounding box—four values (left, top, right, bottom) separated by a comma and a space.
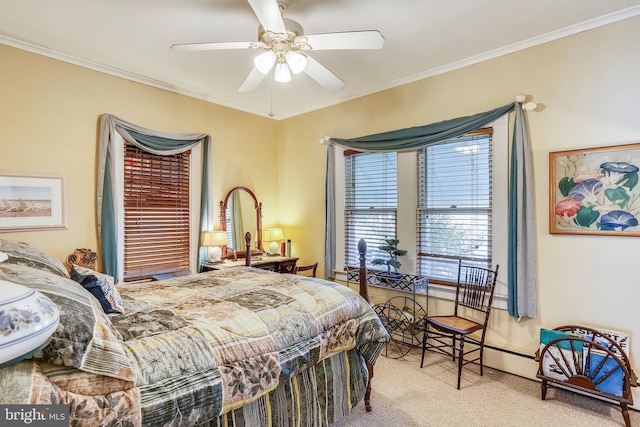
344, 151, 397, 268
417, 129, 493, 283
123, 142, 191, 281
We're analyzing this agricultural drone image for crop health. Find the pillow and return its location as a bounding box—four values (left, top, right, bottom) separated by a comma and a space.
0, 262, 135, 382
0, 239, 69, 278
70, 264, 124, 314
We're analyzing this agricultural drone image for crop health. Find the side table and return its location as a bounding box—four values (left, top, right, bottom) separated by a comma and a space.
346, 267, 429, 358
202, 256, 298, 274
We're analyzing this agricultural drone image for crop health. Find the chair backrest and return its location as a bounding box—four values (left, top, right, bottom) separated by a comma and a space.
454, 265, 499, 323
294, 262, 318, 277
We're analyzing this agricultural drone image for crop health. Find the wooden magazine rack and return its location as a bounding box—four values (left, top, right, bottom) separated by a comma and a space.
536, 325, 637, 426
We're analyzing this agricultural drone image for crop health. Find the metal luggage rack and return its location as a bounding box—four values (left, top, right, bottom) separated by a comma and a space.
346, 267, 429, 358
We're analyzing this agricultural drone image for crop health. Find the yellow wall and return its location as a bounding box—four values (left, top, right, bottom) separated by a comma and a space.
279, 14, 640, 397
1, 14, 639, 402
0, 43, 279, 262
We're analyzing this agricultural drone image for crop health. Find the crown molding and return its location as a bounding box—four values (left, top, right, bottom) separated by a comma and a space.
2, 5, 639, 120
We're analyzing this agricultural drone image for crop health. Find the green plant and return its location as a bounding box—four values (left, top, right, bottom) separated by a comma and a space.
371, 237, 407, 273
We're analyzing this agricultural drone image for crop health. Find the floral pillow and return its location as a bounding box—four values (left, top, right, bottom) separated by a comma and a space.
0, 239, 69, 278
70, 264, 124, 314
0, 262, 135, 382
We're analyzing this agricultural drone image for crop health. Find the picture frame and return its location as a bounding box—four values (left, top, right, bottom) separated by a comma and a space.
549, 142, 640, 236
0, 172, 67, 232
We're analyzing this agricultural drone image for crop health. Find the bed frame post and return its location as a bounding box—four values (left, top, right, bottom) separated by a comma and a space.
245, 232, 252, 266
358, 239, 369, 302
357, 238, 374, 412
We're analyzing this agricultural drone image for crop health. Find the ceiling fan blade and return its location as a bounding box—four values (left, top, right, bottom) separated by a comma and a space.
239, 67, 268, 92
247, 0, 286, 33
303, 56, 345, 91
304, 30, 384, 50
171, 41, 252, 52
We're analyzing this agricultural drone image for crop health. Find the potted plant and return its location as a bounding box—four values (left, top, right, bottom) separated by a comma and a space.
371, 237, 407, 282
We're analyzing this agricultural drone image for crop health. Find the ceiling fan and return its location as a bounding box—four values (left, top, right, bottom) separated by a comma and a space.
170, 0, 384, 92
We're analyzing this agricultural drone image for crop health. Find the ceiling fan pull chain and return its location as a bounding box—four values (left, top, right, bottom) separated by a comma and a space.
269, 69, 274, 118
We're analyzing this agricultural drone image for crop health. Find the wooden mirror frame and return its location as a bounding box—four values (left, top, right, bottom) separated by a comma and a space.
220, 186, 263, 256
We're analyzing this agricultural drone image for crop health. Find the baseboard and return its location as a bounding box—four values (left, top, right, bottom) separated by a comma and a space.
341, 278, 639, 410
483, 343, 639, 411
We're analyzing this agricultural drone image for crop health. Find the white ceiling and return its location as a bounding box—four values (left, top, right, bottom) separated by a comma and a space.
2, 0, 640, 120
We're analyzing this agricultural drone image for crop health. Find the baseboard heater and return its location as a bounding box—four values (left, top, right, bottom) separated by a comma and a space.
484, 343, 640, 388
485, 343, 536, 360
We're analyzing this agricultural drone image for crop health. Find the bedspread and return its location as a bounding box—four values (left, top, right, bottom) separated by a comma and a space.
115, 267, 389, 425
0, 264, 389, 427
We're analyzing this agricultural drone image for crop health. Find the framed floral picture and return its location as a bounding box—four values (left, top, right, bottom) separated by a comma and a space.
549, 143, 640, 236
0, 172, 67, 232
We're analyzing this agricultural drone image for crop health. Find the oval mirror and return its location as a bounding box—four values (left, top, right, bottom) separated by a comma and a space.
220, 187, 262, 255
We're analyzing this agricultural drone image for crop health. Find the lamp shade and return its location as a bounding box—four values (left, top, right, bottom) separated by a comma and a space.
285, 51, 307, 74
265, 228, 284, 242
254, 51, 276, 74
202, 231, 229, 247
274, 62, 291, 83
0, 280, 60, 368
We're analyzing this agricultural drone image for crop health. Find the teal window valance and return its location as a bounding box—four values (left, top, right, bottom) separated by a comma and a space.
329, 103, 515, 152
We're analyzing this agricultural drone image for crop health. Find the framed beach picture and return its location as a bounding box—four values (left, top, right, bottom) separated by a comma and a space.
549, 143, 640, 236
0, 172, 67, 232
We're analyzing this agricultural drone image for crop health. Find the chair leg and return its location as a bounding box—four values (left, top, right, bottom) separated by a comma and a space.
479, 344, 484, 376
451, 335, 457, 361
457, 336, 465, 390
420, 325, 428, 368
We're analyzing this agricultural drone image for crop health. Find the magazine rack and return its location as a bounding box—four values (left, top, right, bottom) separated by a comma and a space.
535, 325, 637, 427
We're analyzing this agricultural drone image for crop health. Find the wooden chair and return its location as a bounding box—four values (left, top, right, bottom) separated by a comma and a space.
294, 262, 318, 277
420, 264, 499, 389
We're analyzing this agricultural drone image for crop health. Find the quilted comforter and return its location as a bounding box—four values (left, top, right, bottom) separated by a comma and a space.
0, 260, 389, 427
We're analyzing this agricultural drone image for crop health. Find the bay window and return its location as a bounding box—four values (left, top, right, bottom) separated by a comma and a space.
335, 116, 508, 305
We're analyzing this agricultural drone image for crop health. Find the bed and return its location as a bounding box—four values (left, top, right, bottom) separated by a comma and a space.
0, 239, 389, 426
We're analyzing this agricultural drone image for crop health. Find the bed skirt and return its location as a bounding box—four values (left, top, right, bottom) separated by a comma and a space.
206, 348, 368, 427
1, 348, 368, 427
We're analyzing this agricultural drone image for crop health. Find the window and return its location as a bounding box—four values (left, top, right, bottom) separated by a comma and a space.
344, 150, 398, 267
335, 117, 508, 307
122, 142, 191, 281
417, 129, 493, 284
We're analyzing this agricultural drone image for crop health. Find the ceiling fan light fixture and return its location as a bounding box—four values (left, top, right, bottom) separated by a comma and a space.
274, 61, 291, 82
174, 0, 384, 94
285, 50, 307, 74
254, 51, 276, 74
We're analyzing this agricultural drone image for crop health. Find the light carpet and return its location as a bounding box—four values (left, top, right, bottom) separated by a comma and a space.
332, 347, 634, 427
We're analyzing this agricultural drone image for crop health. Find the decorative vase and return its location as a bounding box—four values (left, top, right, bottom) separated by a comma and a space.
0, 280, 60, 367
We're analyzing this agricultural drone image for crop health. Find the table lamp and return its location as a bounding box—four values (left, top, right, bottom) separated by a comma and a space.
202, 230, 229, 262
264, 228, 284, 255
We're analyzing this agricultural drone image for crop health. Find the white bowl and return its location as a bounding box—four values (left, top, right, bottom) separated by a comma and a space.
0, 280, 60, 367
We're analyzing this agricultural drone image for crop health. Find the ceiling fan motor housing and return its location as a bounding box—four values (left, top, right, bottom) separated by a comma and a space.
258, 18, 305, 44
